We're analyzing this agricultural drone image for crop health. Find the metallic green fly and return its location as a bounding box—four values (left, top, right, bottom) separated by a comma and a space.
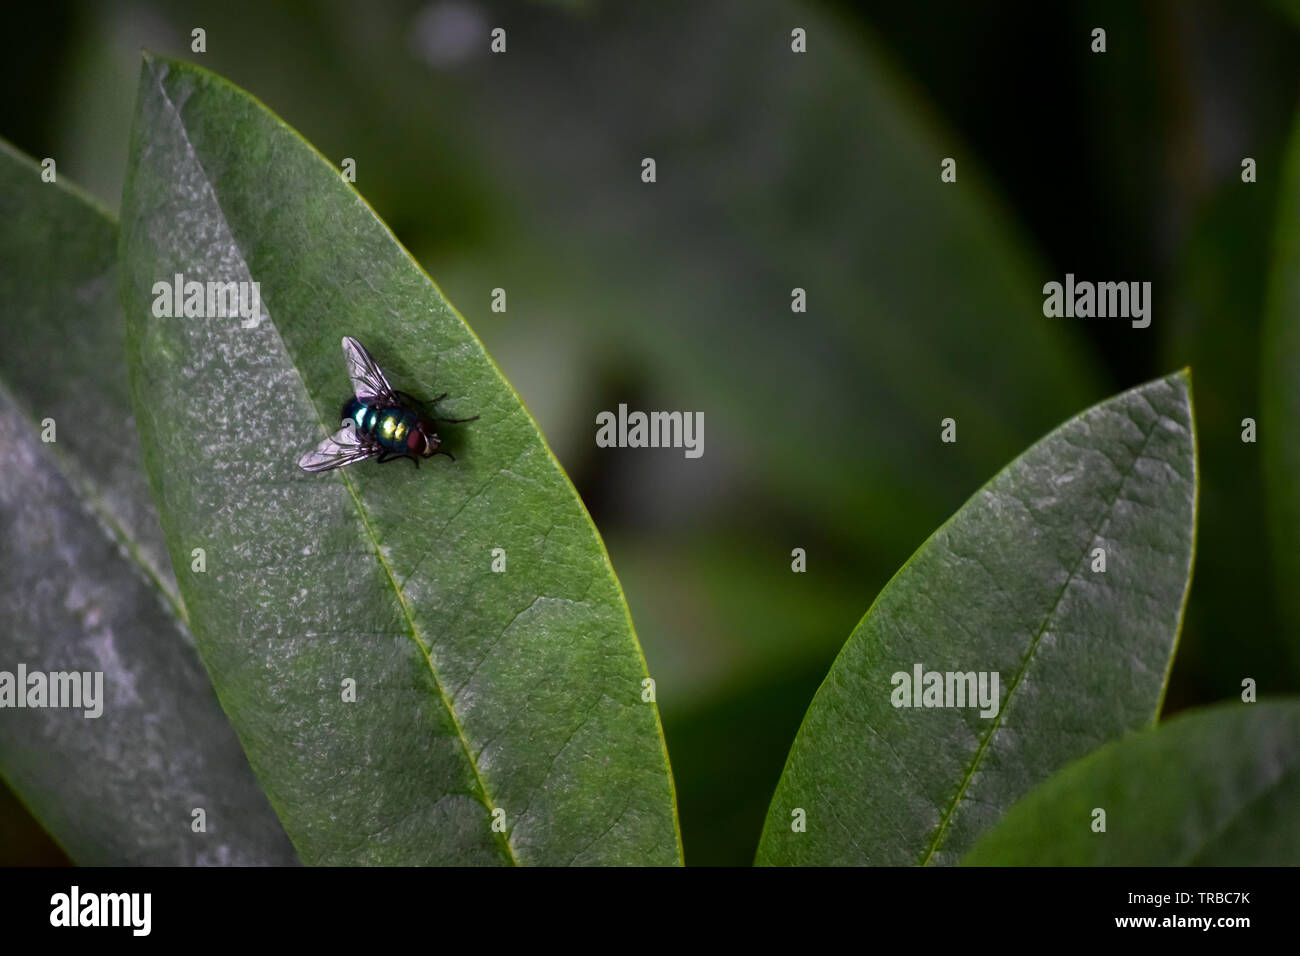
298, 337, 478, 471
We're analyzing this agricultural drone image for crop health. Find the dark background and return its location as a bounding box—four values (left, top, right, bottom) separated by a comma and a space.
1, 0, 1297, 865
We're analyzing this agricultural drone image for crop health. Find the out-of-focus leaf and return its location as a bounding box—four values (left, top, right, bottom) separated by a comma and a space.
662, 658, 832, 866
1163, 182, 1292, 698
1262, 114, 1300, 681
614, 535, 866, 864
756, 372, 1198, 865
433, 0, 1106, 550
1264, 0, 1300, 33
119, 55, 680, 865
962, 701, 1300, 865
0, 140, 296, 865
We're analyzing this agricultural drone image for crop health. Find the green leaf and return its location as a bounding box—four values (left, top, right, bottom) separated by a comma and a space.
961, 701, 1300, 865
756, 371, 1198, 866
0, 140, 296, 865
118, 54, 680, 865
1262, 114, 1300, 681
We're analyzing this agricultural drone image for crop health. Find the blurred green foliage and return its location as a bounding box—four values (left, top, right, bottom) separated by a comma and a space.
1, 0, 1296, 864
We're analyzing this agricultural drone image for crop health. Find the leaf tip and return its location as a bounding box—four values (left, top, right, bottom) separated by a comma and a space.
138, 49, 170, 84
1159, 365, 1193, 398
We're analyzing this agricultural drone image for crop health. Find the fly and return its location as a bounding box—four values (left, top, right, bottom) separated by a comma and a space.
298, 336, 478, 472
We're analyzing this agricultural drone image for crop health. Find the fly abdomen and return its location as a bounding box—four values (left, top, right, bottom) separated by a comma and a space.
342, 397, 416, 452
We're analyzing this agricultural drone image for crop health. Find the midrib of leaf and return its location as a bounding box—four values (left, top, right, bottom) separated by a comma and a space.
918, 401, 1164, 865
330, 471, 520, 866
0, 373, 187, 628
146, 60, 521, 864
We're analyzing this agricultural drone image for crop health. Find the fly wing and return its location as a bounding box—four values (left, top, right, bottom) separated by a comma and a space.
298, 423, 380, 472
341, 336, 398, 407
